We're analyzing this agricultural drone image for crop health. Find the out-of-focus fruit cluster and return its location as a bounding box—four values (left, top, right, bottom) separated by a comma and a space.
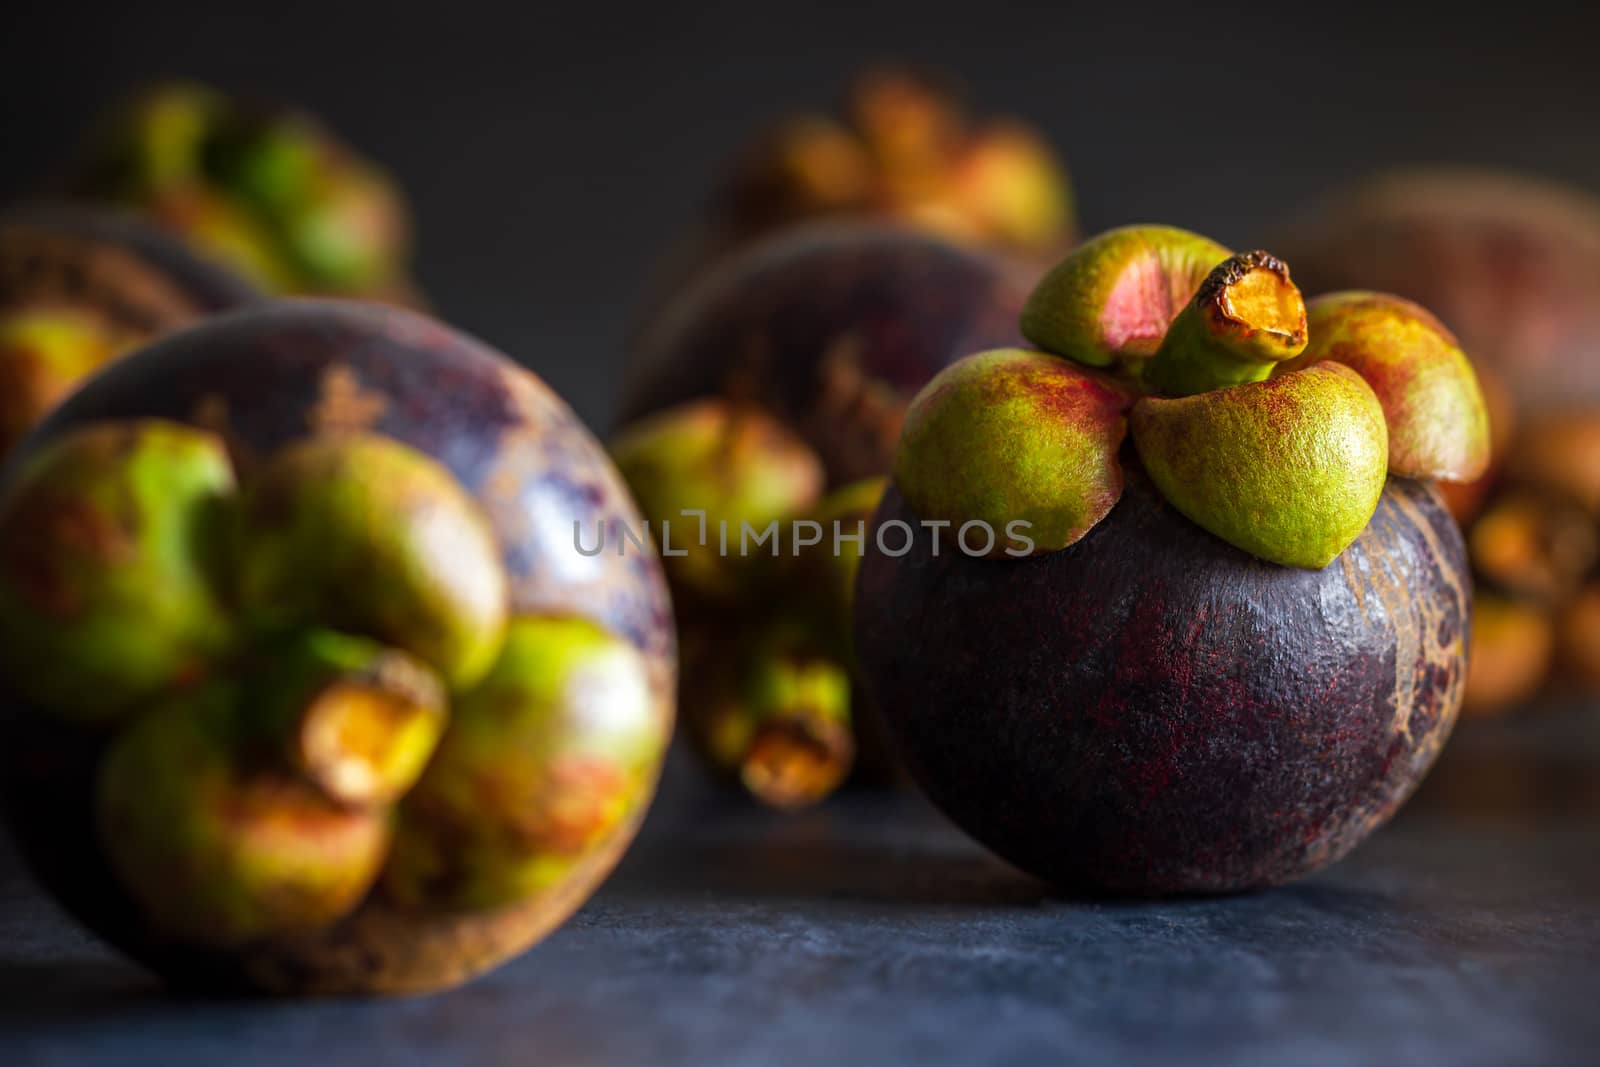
1280, 169, 1600, 715
64, 82, 418, 303
613, 399, 878, 808
718, 67, 1075, 258
0, 209, 256, 459
617, 223, 1032, 808
638, 66, 1075, 323
619, 68, 1075, 807
1, 80, 421, 464
0, 302, 673, 995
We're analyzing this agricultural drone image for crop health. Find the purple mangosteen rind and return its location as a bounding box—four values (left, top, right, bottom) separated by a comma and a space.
1, 205, 262, 316
622, 221, 1033, 489
0, 206, 261, 457
858, 223, 1489, 893
856, 466, 1470, 895
0, 300, 675, 995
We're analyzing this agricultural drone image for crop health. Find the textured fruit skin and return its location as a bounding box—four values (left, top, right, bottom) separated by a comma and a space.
895, 349, 1131, 555
1141, 251, 1308, 397
1278, 170, 1600, 708
1131, 363, 1390, 570
622, 223, 1031, 488
856, 467, 1469, 894
1281, 292, 1490, 482
1021, 225, 1231, 378
0, 300, 674, 995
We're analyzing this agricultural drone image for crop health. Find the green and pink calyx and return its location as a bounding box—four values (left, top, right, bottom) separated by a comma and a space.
0, 417, 663, 950
1020, 224, 1231, 377
895, 349, 1130, 556
895, 225, 1492, 569
1278, 291, 1490, 482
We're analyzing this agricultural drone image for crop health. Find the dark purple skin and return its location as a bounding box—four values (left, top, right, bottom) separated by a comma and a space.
622, 221, 1031, 486
0, 204, 260, 314
0, 300, 674, 993
856, 463, 1470, 895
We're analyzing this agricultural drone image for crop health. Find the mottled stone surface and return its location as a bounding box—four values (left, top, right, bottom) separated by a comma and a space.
1, 712, 1597, 1066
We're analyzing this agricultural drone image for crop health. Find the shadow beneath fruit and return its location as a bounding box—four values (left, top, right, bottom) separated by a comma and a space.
616, 786, 1054, 908
0, 957, 163, 1031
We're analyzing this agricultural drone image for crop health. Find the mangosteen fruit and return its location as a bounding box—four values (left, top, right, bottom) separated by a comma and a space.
64, 81, 418, 303
0, 301, 674, 995
1277, 169, 1600, 415
614, 223, 1029, 807
1277, 169, 1600, 712
715, 66, 1073, 256
855, 225, 1485, 894
0, 206, 257, 458
643, 65, 1074, 319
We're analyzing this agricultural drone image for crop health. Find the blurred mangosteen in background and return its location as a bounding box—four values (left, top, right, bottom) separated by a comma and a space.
0, 205, 257, 459
1278, 168, 1600, 715
615, 222, 1032, 808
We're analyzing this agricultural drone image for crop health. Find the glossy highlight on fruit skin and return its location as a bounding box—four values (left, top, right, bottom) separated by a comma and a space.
0, 301, 675, 996
895, 349, 1131, 555
856, 469, 1470, 894
0, 420, 237, 724
1280, 292, 1490, 482
1132, 363, 1390, 570
1021, 225, 1231, 378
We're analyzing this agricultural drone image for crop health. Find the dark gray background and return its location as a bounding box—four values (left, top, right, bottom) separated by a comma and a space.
4, 2, 1598, 430
3, 10, 1600, 1064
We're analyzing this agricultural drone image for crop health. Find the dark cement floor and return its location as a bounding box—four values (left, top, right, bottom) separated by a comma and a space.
2, 710, 1596, 1067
